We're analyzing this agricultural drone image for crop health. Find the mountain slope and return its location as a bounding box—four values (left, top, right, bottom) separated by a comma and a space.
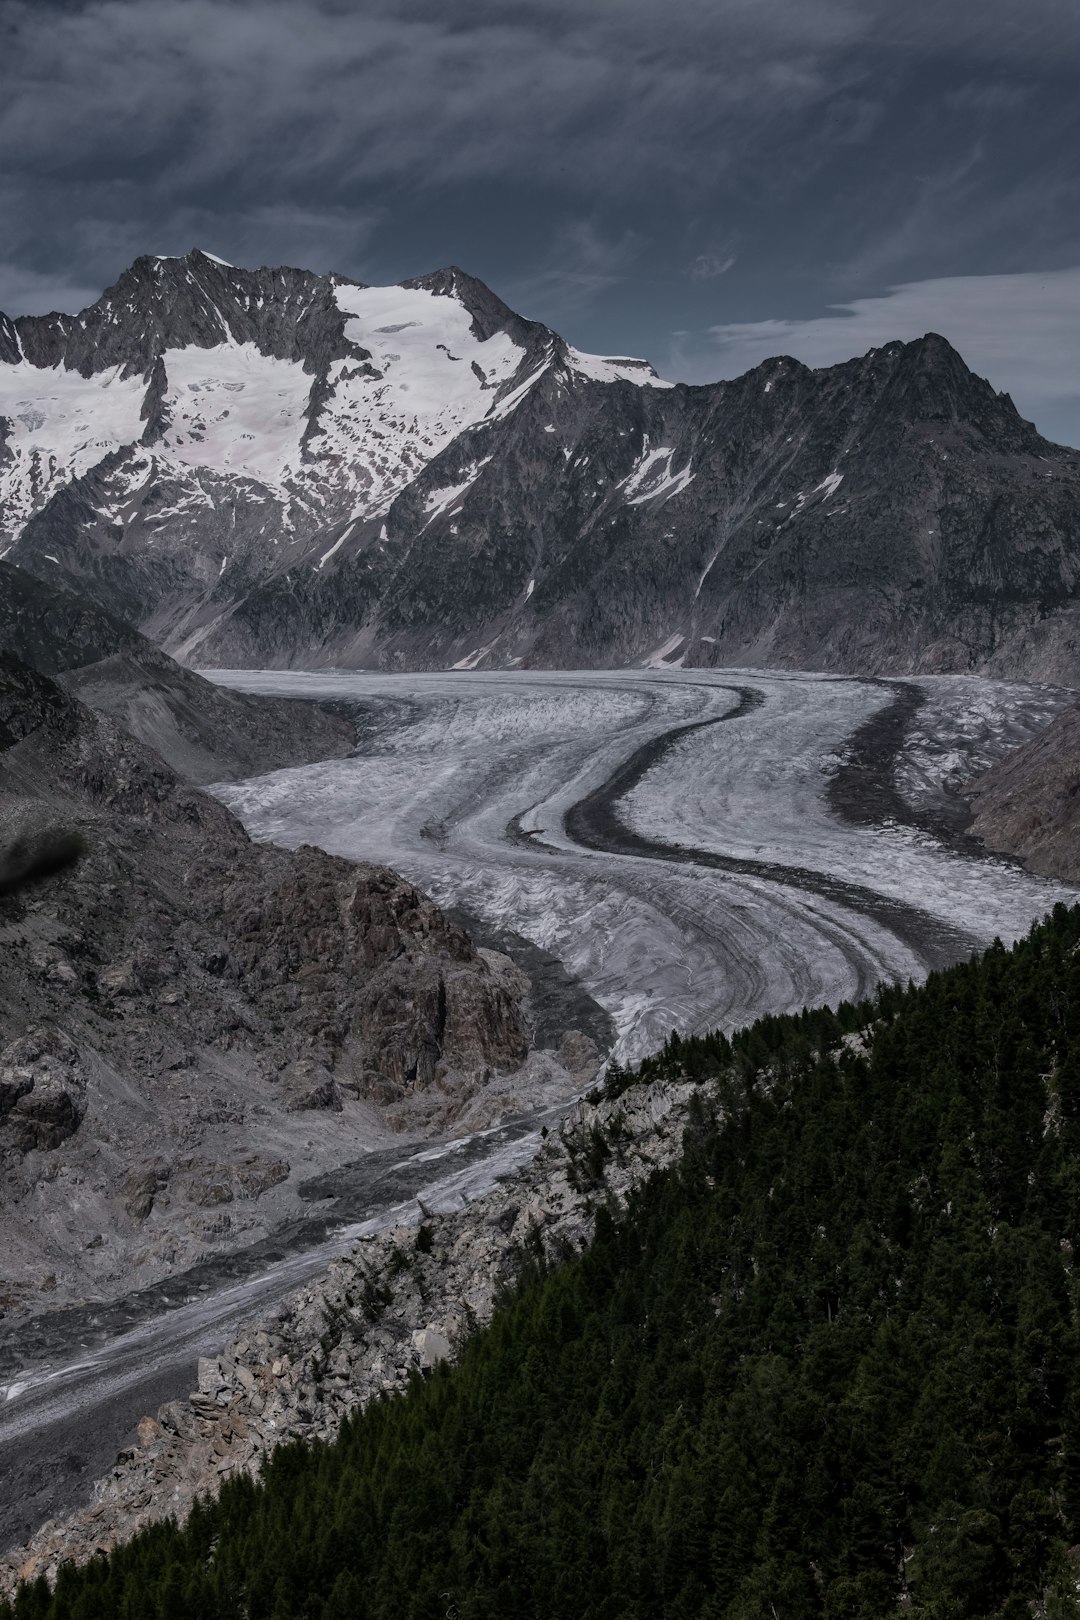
0, 657, 535, 1313
4, 253, 1080, 678
969, 700, 1080, 879
0, 560, 355, 783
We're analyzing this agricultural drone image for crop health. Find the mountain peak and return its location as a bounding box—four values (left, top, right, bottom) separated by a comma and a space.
404, 264, 470, 294
876, 329, 1033, 445
133, 248, 234, 270
124, 248, 233, 283
401, 265, 543, 348
5, 248, 1076, 688
900, 330, 967, 366
3, 252, 370, 381
186, 248, 234, 267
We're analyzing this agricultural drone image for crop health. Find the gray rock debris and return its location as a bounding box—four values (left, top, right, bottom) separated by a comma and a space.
0, 1070, 699, 1594
0, 1029, 86, 1153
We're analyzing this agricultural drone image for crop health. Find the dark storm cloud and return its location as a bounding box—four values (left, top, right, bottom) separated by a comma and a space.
4, 0, 1077, 272
2, 0, 858, 196
0, 0, 876, 311
2, 0, 1079, 440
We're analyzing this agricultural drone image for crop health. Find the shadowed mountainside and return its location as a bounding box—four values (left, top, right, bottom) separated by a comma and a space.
0, 560, 355, 783
970, 699, 1080, 878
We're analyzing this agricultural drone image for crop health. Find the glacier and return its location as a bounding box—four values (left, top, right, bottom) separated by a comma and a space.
208, 667, 1079, 1062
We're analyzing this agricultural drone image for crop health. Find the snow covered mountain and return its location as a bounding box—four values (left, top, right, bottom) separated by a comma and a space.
3, 250, 1080, 678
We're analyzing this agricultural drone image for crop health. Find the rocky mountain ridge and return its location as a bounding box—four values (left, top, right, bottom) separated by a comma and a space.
6, 252, 1079, 679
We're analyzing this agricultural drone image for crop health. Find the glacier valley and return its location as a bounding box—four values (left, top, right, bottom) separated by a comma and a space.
210, 667, 1079, 1060
2, 664, 1076, 1556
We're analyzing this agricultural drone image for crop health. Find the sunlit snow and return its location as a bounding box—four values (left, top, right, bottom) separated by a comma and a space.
161, 344, 313, 489
0, 274, 679, 552
566, 347, 673, 387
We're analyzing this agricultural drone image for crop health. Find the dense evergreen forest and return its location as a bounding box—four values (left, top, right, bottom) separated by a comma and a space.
9, 903, 1080, 1619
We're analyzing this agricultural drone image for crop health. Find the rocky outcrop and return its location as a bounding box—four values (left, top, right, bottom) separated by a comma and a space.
0, 1029, 86, 1153
0, 250, 371, 383
0, 659, 552, 1314
0, 1068, 698, 1595
968, 700, 1080, 879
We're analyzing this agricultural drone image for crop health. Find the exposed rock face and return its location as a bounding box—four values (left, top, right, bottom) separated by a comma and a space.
0, 1029, 86, 1153
0, 251, 370, 381
0, 1068, 697, 1595
0, 560, 356, 784
969, 700, 1080, 879
6, 254, 1079, 680
0, 658, 537, 1312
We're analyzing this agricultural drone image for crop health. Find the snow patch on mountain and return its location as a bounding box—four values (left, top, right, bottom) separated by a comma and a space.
450, 639, 501, 671
487, 357, 555, 423
316, 521, 357, 570
0, 362, 147, 538
566, 347, 672, 387
421, 459, 492, 527
0, 261, 682, 571
642, 631, 688, 667
620, 442, 696, 506
282, 283, 529, 522
161, 344, 314, 490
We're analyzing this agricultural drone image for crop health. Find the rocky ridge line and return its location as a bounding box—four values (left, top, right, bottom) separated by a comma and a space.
0, 1069, 699, 1595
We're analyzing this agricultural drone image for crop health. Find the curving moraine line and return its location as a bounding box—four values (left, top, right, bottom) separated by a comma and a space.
558, 681, 982, 975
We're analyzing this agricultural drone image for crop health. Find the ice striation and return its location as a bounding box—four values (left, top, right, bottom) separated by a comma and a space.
209, 668, 1079, 1063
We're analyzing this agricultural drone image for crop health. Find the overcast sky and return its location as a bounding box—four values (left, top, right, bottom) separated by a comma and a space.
4, 0, 1080, 443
